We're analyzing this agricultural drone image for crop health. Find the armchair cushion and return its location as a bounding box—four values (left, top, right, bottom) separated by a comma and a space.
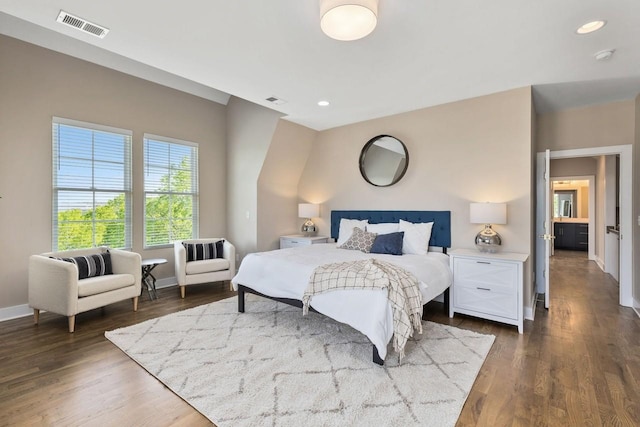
77, 273, 135, 297
50, 252, 113, 280
185, 258, 230, 275
183, 240, 224, 261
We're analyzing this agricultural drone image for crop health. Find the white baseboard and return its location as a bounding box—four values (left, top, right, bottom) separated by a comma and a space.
1, 277, 179, 324
525, 293, 537, 321
595, 256, 605, 271
633, 297, 640, 319
0, 303, 33, 322
155, 276, 178, 289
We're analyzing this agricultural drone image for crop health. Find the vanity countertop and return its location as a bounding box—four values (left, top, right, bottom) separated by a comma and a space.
553, 218, 589, 224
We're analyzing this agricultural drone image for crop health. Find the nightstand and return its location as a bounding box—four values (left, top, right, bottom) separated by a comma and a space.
279, 235, 330, 249
449, 248, 528, 333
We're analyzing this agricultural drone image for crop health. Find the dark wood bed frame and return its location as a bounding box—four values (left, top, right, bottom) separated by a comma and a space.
237, 284, 450, 365
237, 210, 452, 366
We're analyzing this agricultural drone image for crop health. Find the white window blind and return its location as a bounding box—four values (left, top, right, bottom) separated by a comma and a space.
143, 134, 199, 247
52, 118, 132, 251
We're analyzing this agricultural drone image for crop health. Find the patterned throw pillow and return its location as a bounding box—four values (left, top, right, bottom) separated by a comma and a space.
338, 227, 378, 253
183, 240, 224, 262
51, 253, 113, 280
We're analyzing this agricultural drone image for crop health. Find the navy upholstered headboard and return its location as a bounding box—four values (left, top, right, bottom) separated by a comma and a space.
330, 210, 451, 249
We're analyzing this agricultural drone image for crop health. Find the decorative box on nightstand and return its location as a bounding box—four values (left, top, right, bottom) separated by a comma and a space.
279, 235, 330, 249
449, 248, 528, 333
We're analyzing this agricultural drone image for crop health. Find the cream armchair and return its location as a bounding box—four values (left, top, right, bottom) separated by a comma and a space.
174, 238, 236, 298
29, 247, 141, 332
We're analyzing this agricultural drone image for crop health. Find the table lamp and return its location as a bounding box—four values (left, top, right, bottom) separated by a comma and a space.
470, 202, 507, 253
299, 203, 320, 235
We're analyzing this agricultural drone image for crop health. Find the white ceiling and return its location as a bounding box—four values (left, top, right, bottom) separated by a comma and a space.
1, 0, 639, 131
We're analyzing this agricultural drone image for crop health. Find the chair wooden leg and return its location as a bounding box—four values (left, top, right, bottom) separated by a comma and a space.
133, 296, 139, 311
180, 286, 186, 299
33, 309, 39, 325
68, 316, 76, 333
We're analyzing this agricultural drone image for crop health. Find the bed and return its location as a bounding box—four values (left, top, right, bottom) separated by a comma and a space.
231, 210, 452, 365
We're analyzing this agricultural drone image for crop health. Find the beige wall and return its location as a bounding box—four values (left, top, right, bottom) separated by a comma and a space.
537, 100, 636, 151
596, 156, 606, 263
550, 157, 596, 178
299, 87, 535, 310
0, 35, 227, 309
257, 120, 315, 252
226, 97, 283, 260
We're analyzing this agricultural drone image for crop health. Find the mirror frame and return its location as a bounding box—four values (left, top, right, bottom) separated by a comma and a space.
359, 134, 409, 187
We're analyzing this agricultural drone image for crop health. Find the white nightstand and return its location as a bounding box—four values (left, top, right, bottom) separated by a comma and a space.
449, 248, 528, 333
280, 235, 330, 249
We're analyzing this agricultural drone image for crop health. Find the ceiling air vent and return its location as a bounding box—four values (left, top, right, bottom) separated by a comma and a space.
265, 96, 287, 105
56, 11, 110, 39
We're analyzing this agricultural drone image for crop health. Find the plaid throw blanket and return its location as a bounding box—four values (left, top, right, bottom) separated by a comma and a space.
302, 259, 423, 361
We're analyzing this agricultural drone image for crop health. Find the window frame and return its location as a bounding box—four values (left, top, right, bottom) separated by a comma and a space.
52, 117, 133, 251
143, 133, 199, 249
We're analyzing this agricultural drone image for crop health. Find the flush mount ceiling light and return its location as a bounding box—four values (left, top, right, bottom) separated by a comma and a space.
594, 49, 615, 61
317, 100, 330, 106
576, 20, 606, 35
320, 0, 378, 41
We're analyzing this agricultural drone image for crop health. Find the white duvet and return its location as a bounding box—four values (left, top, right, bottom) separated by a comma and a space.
231, 243, 452, 360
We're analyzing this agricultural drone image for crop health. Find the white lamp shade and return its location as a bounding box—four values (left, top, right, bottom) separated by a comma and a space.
320, 0, 378, 41
298, 203, 320, 219
470, 203, 507, 225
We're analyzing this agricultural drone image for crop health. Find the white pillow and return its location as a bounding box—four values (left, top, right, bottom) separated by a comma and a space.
337, 219, 369, 246
398, 219, 434, 255
366, 222, 399, 235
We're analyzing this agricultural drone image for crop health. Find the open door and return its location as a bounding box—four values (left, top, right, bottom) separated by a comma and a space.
535, 149, 553, 309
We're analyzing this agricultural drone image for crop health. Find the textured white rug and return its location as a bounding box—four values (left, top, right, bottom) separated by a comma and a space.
105, 295, 494, 427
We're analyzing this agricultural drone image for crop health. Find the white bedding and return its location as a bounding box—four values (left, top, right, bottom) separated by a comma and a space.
231, 243, 452, 360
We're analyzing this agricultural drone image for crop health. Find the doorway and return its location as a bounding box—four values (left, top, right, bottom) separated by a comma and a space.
550, 176, 595, 261
535, 145, 631, 308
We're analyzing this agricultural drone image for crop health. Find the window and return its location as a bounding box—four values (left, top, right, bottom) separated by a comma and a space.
144, 134, 199, 247
52, 118, 132, 251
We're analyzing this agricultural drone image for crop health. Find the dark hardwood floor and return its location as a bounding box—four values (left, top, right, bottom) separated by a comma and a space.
1, 253, 639, 426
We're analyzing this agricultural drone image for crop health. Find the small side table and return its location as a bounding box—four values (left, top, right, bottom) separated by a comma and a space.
279, 235, 329, 249
141, 258, 167, 300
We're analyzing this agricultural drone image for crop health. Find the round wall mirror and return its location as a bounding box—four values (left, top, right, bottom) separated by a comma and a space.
359, 135, 409, 187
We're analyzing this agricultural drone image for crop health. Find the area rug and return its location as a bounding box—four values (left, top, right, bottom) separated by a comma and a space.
105, 295, 495, 427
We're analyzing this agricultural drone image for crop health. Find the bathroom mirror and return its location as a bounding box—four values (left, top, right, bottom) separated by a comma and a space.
359, 135, 408, 187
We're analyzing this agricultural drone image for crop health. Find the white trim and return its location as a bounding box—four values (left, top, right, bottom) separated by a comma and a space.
143, 133, 199, 148
538, 144, 633, 308
595, 256, 605, 271
53, 116, 133, 136
525, 291, 537, 321
634, 298, 640, 319
0, 304, 33, 322
155, 277, 178, 289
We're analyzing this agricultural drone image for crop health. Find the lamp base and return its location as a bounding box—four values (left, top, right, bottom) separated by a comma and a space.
301, 219, 317, 236
475, 224, 502, 253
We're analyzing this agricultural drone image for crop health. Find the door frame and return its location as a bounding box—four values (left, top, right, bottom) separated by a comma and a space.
536, 144, 632, 307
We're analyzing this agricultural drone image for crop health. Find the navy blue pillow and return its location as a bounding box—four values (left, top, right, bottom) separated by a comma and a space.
370, 232, 404, 256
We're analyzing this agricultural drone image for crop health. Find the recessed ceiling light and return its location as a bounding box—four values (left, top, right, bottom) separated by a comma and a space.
576, 20, 606, 35
317, 100, 330, 107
